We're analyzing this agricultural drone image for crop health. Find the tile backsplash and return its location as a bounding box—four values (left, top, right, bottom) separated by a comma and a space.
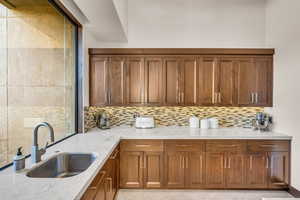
84, 106, 263, 132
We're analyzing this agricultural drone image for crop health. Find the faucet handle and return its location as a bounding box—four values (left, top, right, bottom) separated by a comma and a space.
40, 142, 48, 156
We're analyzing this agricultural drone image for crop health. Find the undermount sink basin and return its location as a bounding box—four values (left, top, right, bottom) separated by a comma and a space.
26, 153, 97, 178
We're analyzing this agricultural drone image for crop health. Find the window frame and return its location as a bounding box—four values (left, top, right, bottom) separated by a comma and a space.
0, 0, 83, 170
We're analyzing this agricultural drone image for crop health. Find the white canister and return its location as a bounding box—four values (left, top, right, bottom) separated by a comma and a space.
189, 116, 199, 128
200, 119, 210, 129
209, 117, 219, 129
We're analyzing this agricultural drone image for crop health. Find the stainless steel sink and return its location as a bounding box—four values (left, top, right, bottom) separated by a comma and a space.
26, 153, 97, 178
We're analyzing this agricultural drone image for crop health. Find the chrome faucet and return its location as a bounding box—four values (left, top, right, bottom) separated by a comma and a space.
31, 122, 55, 164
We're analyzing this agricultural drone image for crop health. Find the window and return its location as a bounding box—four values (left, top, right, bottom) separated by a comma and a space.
0, 0, 78, 168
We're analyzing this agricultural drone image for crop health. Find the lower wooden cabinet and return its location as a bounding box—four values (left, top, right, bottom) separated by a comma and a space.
164, 141, 205, 189
120, 140, 164, 189
82, 139, 290, 199
81, 146, 120, 200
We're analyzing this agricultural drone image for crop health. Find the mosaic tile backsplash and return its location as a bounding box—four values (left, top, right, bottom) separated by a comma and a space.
84, 106, 263, 131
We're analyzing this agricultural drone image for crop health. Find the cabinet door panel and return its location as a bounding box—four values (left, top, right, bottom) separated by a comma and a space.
246, 153, 268, 188
197, 57, 215, 105
144, 152, 164, 188
144, 57, 164, 104
225, 153, 246, 188
125, 57, 144, 104
205, 153, 225, 188
90, 56, 108, 106
255, 58, 273, 106
269, 152, 289, 189
217, 58, 234, 105
164, 58, 181, 105
164, 151, 185, 188
181, 58, 197, 105
120, 151, 144, 188
236, 58, 256, 106
108, 57, 125, 105
186, 152, 205, 188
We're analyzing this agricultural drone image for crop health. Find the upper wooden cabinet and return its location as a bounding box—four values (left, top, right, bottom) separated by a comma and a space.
236, 57, 273, 107
89, 49, 274, 107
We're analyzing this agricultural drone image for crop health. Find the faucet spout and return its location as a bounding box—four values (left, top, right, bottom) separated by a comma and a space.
32, 122, 55, 163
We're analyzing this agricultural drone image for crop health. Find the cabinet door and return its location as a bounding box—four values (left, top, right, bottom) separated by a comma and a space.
205, 153, 225, 188
120, 151, 144, 188
108, 57, 125, 105
90, 56, 108, 106
94, 179, 106, 200
254, 57, 273, 106
144, 151, 164, 188
163, 57, 181, 105
216, 58, 235, 106
125, 57, 144, 105
164, 151, 185, 188
181, 57, 197, 105
197, 57, 216, 105
144, 57, 164, 105
225, 153, 246, 188
246, 153, 268, 188
186, 152, 205, 188
268, 152, 289, 189
236, 58, 256, 106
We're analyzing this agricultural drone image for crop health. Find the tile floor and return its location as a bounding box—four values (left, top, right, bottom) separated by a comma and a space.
116, 189, 294, 200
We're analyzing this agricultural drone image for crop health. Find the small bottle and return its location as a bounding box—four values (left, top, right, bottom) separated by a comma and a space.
13, 147, 25, 172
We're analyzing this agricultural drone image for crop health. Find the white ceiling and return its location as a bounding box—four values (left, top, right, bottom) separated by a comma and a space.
71, 0, 128, 42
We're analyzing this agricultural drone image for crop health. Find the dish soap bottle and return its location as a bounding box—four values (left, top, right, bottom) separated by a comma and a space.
13, 147, 25, 172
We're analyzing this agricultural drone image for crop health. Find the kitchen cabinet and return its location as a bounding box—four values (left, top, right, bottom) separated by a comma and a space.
163, 57, 181, 105
107, 57, 125, 105
120, 140, 164, 189
164, 141, 205, 189
236, 57, 273, 107
89, 49, 274, 107
247, 140, 290, 189
89, 56, 109, 106
225, 153, 246, 188
144, 57, 164, 105
205, 152, 225, 188
81, 146, 119, 200
197, 57, 216, 105
180, 57, 198, 105
125, 57, 145, 105
268, 152, 289, 189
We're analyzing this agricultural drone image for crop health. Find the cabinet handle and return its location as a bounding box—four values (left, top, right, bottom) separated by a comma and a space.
224, 157, 227, 169
176, 145, 192, 147
255, 93, 259, 103
144, 156, 147, 169
135, 144, 151, 147
218, 93, 221, 103
228, 158, 231, 169
140, 156, 144, 169
250, 156, 253, 170
182, 92, 184, 103
214, 93, 218, 104
180, 156, 183, 169
251, 93, 255, 104
185, 156, 188, 169
266, 156, 269, 169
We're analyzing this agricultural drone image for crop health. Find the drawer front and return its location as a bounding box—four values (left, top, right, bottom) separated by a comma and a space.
206, 141, 247, 152
120, 140, 163, 152
247, 140, 290, 152
165, 140, 205, 152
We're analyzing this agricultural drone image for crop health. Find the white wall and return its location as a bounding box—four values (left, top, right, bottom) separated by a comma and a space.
265, 0, 300, 190
90, 0, 266, 48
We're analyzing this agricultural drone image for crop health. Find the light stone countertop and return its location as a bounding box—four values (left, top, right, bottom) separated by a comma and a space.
0, 127, 292, 200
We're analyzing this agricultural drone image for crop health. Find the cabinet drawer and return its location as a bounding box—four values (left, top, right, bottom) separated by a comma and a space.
247, 140, 290, 152
165, 140, 205, 152
120, 140, 163, 152
206, 141, 246, 152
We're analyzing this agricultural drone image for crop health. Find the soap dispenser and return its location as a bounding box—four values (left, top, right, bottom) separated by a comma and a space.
13, 147, 25, 172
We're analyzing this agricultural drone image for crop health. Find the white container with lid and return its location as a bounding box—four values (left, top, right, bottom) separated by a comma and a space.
200, 119, 210, 129
209, 117, 219, 129
189, 116, 199, 128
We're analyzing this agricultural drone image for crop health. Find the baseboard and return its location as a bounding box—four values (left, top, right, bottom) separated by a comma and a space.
288, 186, 300, 198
